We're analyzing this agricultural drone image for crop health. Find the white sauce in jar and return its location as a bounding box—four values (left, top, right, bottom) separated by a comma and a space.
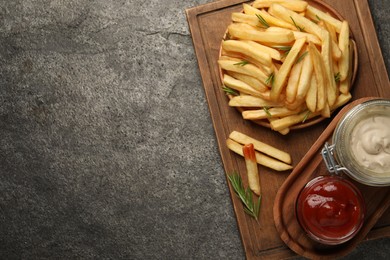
350, 115, 390, 175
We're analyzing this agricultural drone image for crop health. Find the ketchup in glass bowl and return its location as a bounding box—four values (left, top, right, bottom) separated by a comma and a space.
296, 176, 365, 245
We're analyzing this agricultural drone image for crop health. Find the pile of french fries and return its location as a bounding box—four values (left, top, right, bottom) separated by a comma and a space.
218, 0, 355, 134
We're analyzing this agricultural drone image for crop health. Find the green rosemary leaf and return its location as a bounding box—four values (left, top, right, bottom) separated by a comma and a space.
227, 172, 261, 221
256, 14, 270, 28
222, 85, 239, 96
302, 111, 311, 123
290, 16, 305, 32
234, 60, 249, 66
265, 72, 275, 87
295, 51, 308, 64
273, 46, 292, 52
334, 72, 341, 83
263, 106, 272, 117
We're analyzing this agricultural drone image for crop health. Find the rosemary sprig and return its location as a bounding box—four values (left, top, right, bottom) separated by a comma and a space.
274, 46, 292, 58
234, 60, 249, 66
295, 51, 308, 64
263, 106, 272, 117
256, 14, 270, 28
222, 85, 239, 96
334, 72, 341, 83
290, 16, 305, 32
265, 72, 275, 87
228, 172, 262, 221
302, 111, 311, 123
316, 15, 321, 22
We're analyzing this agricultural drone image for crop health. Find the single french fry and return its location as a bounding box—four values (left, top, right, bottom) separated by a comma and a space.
228, 23, 295, 44
253, 0, 308, 12
267, 27, 321, 45
231, 12, 265, 28
285, 60, 304, 104
321, 31, 338, 106
223, 74, 264, 97
338, 21, 350, 82
306, 5, 343, 33
308, 42, 327, 111
270, 110, 320, 131
218, 59, 269, 83
330, 92, 352, 110
229, 95, 282, 107
296, 49, 313, 101
305, 74, 317, 112
267, 117, 290, 135
270, 37, 306, 101
340, 40, 354, 94
242, 106, 301, 120
243, 143, 261, 195
222, 40, 272, 67
227, 71, 268, 92
229, 131, 292, 164
243, 40, 282, 61
221, 51, 274, 75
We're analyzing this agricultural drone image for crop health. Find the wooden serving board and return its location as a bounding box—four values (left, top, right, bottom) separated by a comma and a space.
274, 97, 390, 259
186, 0, 390, 259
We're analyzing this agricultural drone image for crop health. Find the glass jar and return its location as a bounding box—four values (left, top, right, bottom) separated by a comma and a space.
321, 99, 390, 186
296, 175, 365, 245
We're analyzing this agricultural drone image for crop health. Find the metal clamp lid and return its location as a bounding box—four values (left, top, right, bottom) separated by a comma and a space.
321, 142, 351, 176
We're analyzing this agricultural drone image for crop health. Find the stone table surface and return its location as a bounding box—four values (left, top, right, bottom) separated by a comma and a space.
0, 0, 389, 259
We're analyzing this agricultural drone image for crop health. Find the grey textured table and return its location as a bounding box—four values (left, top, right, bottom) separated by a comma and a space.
0, 0, 389, 259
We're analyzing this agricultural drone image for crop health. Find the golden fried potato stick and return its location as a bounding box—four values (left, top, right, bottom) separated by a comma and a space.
228, 23, 295, 44
218, 59, 269, 83
243, 143, 261, 195
227, 71, 268, 93
305, 74, 317, 112
229, 95, 281, 107
306, 5, 343, 33
270, 37, 306, 101
338, 21, 350, 82
242, 3, 296, 30
222, 40, 273, 67
253, 0, 308, 12
308, 42, 327, 112
223, 74, 265, 97
242, 106, 301, 120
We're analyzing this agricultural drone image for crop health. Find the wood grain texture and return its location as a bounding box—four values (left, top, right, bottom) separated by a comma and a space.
186, 0, 390, 259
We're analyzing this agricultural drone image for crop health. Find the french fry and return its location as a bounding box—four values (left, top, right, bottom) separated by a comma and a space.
340, 40, 354, 94
295, 49, 313, 102
232, 12, 266, 28
229, 131, 292, 164
228, 23, 295, 44
270, 37, 306, 101
243, 40, 283, 61
226, 138, 293, 171
221, 51, 274, 75
338, 21, 350, 82
227, 71, 269, 92
253, 0, 308, 12
243, 143, 261, 195
270, 110, 320, 131
267, 27, 322, 45
223, 74, 265, 97
285, 60, 304, 104
269, 3, 325, 40
229, 95, 282, 107
308, 42, 327, 112
267, 117, 290, 135
243, 4, 296, 30
222, 40, 273, 67
218, 59, 269, 83
305, 74, 317, 112
321, 31, 338, 106
242, 106, 301, 120
306, 5, 343, 33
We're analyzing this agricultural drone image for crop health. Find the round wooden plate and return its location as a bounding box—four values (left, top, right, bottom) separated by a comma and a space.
218, 0, 358, 130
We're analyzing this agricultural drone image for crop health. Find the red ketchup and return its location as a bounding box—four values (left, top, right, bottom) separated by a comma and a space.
296, 176, 365, 245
